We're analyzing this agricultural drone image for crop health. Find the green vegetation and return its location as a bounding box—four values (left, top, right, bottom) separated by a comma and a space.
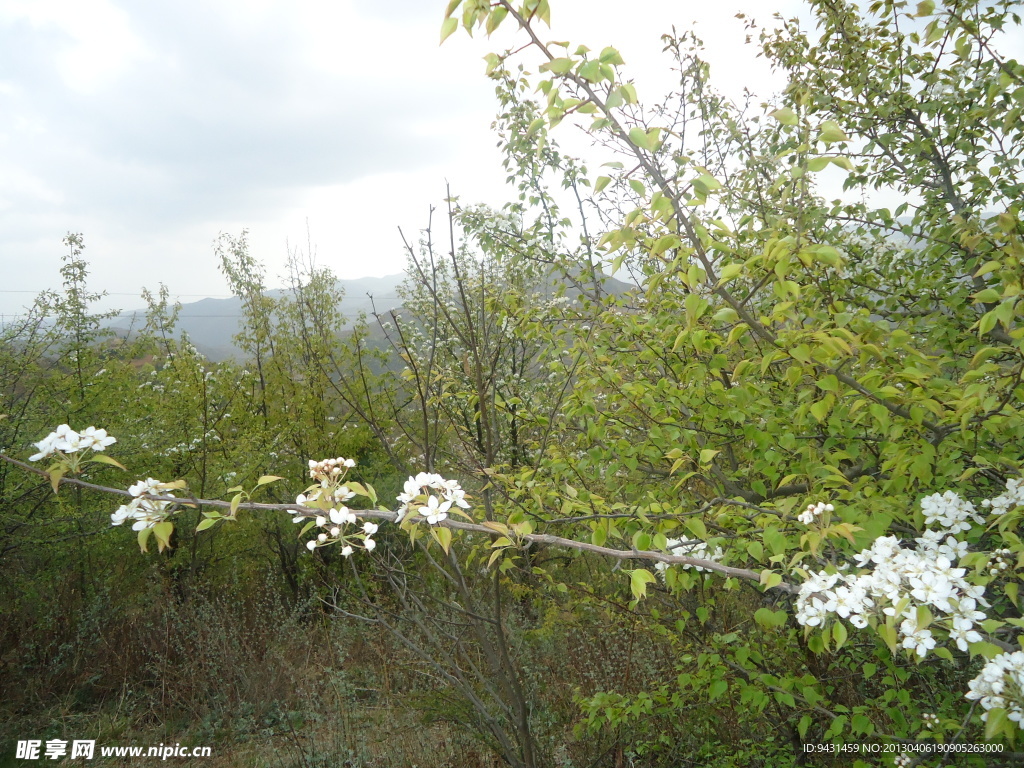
3, 1, 1024, 766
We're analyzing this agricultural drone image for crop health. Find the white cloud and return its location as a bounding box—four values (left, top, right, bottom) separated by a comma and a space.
0, 0, 149, 94
5, 0, 1011, 318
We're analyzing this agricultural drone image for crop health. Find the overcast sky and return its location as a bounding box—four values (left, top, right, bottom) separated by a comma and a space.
0, 0, 865, 317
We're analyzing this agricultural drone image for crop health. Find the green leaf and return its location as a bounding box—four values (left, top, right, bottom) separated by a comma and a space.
256, 474, 285, 486
698, 448, 719, 466
89, 453, 127, 470
759, 569, 782, 589
628, 126, 655, 151
628, 568, 657, 600
798, 714, 812, 739
485, 5, 507, 34
770, 107, 798, 125
747, 540, 764, 562
345, 481, 369, 497
807, 156, 831, 172
832, 621, 848, 649
810, 399, 831, 422
877, 622, 898, 653
433, 525, 453, 554
694, 173, 722, 192
686, 517, 708, 539
978, 310, 998, 336
599, 46, 624, 65
487, 549, 505, 568
975, 260, 1003, 277
713, 307, 739, 323
48, 467, 65, 494
985, 707, 1008, 740
440, 16, 458, 44
152, 521, 174, 553
973, 288, 1002, 303
540, 57, 574, 75
818, 120, 850, 144
708, 679, 728, 701
718, 263, 743, 283
652, 234, 680, 255
632, 531, 652, 551
594, 175, 612, 193
816, 374, 839, 392
196, 518, 218, 532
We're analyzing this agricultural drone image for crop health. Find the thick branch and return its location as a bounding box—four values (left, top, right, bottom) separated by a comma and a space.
0, 452, 794, 593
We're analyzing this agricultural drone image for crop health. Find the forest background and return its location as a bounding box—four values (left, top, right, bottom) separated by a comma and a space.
2, 1, 1024, 767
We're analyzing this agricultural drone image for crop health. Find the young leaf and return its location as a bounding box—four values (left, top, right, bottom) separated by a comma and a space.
440, 16, 458, 44
433, 525, 453, 554
89, 454, 127, 470
628, 568, 657, 600
770, 107, 798, 125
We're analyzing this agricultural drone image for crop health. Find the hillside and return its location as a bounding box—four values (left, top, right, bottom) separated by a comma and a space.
108, 274, 406, 361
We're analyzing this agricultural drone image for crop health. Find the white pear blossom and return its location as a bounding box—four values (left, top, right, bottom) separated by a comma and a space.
29, 424, 116, 461
396, 472, 470, 523
77, 427, 116, 452
920, 490, 984, 534
797, 501, 834, 525
899, 615, 937, 658
293, 456, 390, 557
982, 478, 1024, 517
111, 477, 175, 530
329, 507, 357, 526
966, 652, 1024, 722
654, 536, 725, 576
796, 489, 995, 662
420, 495, 452, 525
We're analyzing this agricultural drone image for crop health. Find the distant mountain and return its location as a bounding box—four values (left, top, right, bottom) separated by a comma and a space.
108, 268, 639, 363
109, 274, 406, 361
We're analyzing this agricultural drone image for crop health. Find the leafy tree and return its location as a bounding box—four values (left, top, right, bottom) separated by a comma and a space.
6, 2, 1024, 766
436, 0, 1024, 761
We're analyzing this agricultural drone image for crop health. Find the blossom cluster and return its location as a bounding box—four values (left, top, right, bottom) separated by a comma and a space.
29, 425, 116, 461
920, 490, 985, 533
797, 501, 834, 525
795, 490, 992, 658
966, 651, 1024, 723
983, 478, 1024, 516
297, 457, 357, 506
655, 535, 724, 575
396, 472, 470, 524
989, 548, 1014, 575
292, 457, 374, 555
111, 478, 175, 531
304, 515, 379, 556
